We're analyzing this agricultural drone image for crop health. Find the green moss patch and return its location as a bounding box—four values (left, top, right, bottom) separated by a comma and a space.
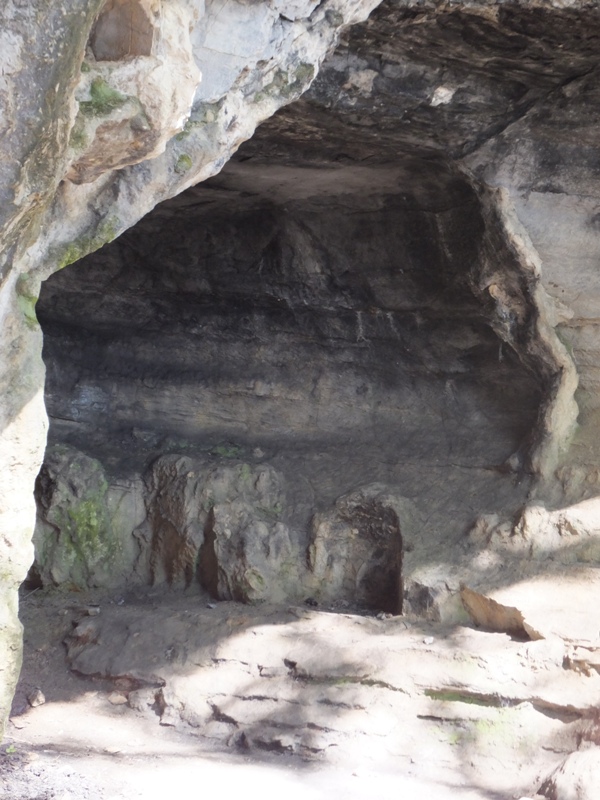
16, 276, 40, 329
258, 502, 283, 521
80, 78, 127, 117
175, 101, 224, 140
175, 154, 193, 174
296, 673, 408, 693
239, 464, 252, 482
254, 62, 315, 104
55, 216, 120, 271
36, 456, 123, 589
69, 118, 88, 151
210, 443, 244, 459
424, 689, 520, 707
64, 492, 110, 562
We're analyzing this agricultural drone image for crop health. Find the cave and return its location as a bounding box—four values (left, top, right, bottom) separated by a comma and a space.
29, 1, 584, 617
33, 88, 545, 614
8, 2, 600, 793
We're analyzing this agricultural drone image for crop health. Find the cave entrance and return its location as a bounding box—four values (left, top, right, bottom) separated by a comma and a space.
30, 0, 564, 611
32, 142, 542, 612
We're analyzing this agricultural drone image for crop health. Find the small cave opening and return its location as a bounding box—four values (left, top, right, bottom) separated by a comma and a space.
338, 499, 404, 615
198, 508, 219, 599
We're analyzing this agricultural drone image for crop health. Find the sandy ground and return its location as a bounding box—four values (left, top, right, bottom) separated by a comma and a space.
1, 585, 582, 800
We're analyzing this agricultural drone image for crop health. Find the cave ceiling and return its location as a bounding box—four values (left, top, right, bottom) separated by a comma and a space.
208, 2, 600, 193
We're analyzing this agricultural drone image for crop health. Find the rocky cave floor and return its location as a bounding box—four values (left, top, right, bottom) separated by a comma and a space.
3, 584, 600, 800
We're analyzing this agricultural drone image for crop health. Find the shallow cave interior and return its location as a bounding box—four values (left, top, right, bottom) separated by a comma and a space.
32, 1, 588, 616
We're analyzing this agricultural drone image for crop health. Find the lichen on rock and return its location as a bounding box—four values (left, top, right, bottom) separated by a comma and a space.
33, 445, 143, 589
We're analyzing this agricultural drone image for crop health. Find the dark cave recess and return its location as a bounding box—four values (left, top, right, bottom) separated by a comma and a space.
38, 160, 540, 476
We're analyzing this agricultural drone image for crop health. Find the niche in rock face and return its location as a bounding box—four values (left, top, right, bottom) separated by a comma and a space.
33, 151, 542, 610
90, 0, 155, 61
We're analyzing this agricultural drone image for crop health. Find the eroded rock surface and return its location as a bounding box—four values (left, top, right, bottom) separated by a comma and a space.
7, 2, 600, 778
34, 445, 144, 590
144, 455, 299, 602
309, 485, 418, 613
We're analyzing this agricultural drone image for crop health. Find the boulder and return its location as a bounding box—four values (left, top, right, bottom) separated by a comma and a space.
33, 445, 145, 589
144, 455, 300, 602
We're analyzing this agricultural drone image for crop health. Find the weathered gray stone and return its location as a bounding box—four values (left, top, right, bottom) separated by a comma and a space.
144, 455, 300, 602
33, 445, 145, 590
204, 471, 298, 604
